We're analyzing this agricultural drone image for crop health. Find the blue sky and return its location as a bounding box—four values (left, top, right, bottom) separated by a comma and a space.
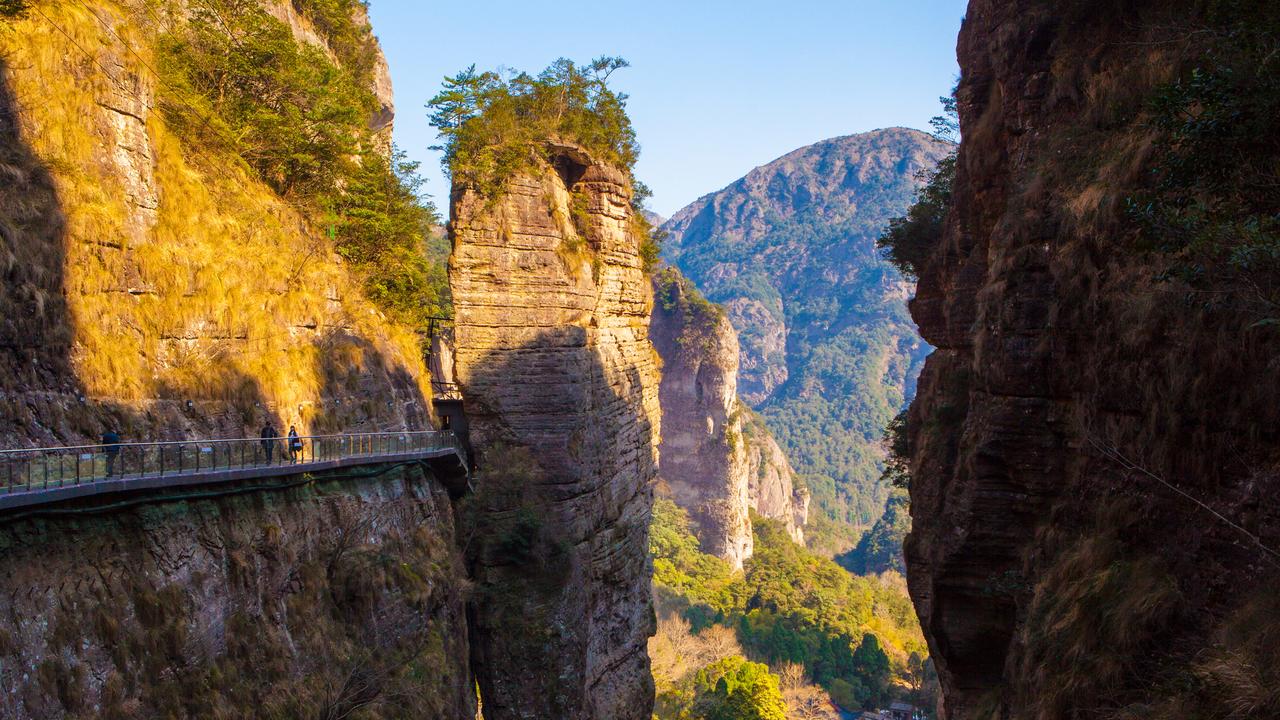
367, 1, 967, 218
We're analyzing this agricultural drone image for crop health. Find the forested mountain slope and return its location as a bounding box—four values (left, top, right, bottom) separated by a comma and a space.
662, 128, 952, 550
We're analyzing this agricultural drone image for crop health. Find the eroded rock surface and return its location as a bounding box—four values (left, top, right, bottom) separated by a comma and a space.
0, 465, 474, 719
450, 145, 660, 720
650, 269, 753, 569
905, 2, 1280, 718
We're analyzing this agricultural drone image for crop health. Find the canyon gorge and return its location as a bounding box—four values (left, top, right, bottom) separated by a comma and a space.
1, 0, 1277, 718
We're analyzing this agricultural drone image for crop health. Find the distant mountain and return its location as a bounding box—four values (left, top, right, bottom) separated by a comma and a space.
661, 128, 953, 551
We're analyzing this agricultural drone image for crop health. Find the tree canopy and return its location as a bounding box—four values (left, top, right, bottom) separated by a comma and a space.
428, 57, 639, 195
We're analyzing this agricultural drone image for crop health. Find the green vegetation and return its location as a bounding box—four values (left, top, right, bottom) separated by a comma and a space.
654, 267, 728, 355
428, 57, 637, 192
288, 0, 379, 80
693, 657, 788, 720
1127, 0, 1280, 320
879, 94, 958, 280
0, 0, 27, 18
427, 57, 663, 271
156, 0, 449, 326
838, 488, 910, 575
651, 498, 936, 715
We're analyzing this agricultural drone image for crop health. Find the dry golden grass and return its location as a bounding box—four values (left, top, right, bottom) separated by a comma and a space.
0, 0, 432, 435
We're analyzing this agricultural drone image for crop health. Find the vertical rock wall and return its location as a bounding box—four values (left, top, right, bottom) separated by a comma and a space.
0, 465, 475, 719
906, 1, 1280, 718
650, 270, 753, 568
449, 144, 661, 720
649, 268, 808, 566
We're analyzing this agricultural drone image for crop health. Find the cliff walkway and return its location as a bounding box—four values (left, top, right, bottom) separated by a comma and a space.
0, 430, 469, 514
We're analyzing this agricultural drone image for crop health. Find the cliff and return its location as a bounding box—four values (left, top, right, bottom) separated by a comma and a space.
449, 143, 661, 719
742, 409, 808, 543
0, 463, 474, 718
649, 268, 753, 568
0, 0, 432, 449
650, 268, 808, 569
662, 129, 953, 550
905, 1, 1280, 718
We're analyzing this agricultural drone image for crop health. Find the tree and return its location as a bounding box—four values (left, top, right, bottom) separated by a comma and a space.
694, 656, 788, 720
427, 57, 639, 195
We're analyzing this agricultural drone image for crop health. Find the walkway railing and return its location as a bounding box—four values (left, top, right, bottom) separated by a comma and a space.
0, 431, 462, 496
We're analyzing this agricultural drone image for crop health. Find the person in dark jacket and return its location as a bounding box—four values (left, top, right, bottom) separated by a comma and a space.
260, 423, 277, 463
101, 430, 121, 477
288, 426, 302, 463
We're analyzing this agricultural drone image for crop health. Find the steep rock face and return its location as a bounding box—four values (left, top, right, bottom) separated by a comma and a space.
650, 269, 753, 569
905, 2, 1280, 718
0, 1, 429, 449
0, 465, 474, 718
663, 129, 952, 546
450, 145, 661, 720
742, 410, 808, 543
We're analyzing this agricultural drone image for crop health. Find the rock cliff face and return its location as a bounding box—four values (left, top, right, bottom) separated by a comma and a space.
742, 410, 808, 543
663, 129, 953, 546
905, 2, 1280, 718
449, 144, 661, 719
0, 1, 429, 449
650, 269, 753, 569
649, 269, 809, 566
0, 464, 474, 719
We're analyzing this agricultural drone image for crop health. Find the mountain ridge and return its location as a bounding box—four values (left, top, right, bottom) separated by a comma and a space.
662, 127, 952, 550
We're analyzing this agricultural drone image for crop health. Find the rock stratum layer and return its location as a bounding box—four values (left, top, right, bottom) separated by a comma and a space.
0, 465, 474, 719
450, 145, 661, 719
0, 0, 431, 449
649, 268, 807, 568
906, 2, 1280, 718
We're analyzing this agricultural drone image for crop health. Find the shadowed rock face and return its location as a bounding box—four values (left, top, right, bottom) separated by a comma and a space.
905, 2, 1280, 718
450, 144, 660, 720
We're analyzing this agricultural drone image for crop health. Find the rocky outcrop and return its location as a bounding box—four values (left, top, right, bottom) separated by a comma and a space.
742, 410, 808, 543
905, 2, 1280, 718
649, 268, 810, 564
0, 464, 474, 719
650, 268, 753, 569
0, 1, 429, 449
449, 143, 660, 719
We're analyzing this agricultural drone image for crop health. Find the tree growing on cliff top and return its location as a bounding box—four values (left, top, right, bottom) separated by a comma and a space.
427, 57, 640, 194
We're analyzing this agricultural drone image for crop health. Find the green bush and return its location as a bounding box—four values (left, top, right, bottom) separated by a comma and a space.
428, 57, 638, 195
1126, 0, 1280, 317
0, 0, 28, 18
155, 0, 449, 328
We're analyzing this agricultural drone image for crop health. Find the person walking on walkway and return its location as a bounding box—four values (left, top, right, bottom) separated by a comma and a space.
288, 426, 302, 463
260, 423, 277, 463
101, 429, 121, 477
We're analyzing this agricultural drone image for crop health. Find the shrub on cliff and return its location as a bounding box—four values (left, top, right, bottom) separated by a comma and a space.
156, 0, 448, 328
878, 93, 958, 280
1127, 0, 1280, 319
428, 57, 638, 193
0, 0, 27, 17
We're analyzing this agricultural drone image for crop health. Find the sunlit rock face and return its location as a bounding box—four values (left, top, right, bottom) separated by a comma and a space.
450, 142, 661, 720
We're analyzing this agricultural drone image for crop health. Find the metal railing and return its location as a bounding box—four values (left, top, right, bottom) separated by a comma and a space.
0, 431, 462, 495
